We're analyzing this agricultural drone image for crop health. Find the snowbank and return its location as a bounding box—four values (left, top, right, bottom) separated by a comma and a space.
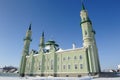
0, 76, 120, 80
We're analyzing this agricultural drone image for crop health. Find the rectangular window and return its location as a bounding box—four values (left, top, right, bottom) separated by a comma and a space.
74, 56, 77, 60
66, 75, 69, 77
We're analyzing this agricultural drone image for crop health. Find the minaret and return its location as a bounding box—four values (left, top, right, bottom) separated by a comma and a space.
39, 32, 45, 52
19, 24, 32, 77
80, 2, 93, 47
80, 2, 101, 74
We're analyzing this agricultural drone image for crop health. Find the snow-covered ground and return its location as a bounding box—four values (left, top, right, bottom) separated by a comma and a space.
93, 77, 120, 80
0, 76, 120, 80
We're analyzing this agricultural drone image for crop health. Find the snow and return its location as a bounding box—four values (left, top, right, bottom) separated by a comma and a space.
118, 64, 120, 69
93, 77, 120, 80
0, 76, 120, 80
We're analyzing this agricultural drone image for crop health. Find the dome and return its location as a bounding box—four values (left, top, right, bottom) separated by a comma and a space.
45, 40, 59, 47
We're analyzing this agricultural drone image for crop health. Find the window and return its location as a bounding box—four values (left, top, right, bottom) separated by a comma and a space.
74, 56, 77, 60
75, 64, 78, 69
66, 75, 69, 77
78, 75, 81, 77
80, 55, 82, 60
68, 56, 70, 60
68, 65, 70, 69
51, 60, 53, 70
58, 65, 59, 69
63, 65, 66, 69
29, 63, 30, 70
39, 61, 41, 70
80, 64, 83, 69
63, 57, 66, 60
83, 18, 85, 21
85, 31, 87, 35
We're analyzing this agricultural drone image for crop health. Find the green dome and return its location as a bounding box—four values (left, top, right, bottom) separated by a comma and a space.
45, 40, 59, 47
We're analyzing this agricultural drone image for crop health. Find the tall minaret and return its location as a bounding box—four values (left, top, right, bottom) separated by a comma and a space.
80, 2, 93, 47
80, 2, 101, 74
19, 24, 32, 77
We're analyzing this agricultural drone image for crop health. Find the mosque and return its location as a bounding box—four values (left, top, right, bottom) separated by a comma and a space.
19, 3, 101, 77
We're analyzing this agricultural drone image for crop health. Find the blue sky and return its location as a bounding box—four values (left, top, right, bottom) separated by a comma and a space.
0, 0, 120, 70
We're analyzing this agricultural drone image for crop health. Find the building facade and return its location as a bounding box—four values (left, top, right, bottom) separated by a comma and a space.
19, 3, 101, 77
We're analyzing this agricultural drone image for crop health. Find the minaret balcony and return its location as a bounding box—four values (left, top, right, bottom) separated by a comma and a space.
80, 19, 92, 25
24, 37, 32, 41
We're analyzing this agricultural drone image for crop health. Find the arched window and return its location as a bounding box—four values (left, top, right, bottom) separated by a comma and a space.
80, 55, 82, 60
75, 64, 78, 69
80, 64, 83, 69
85, 31, 87, 35
83, 17, 85, 21
63, 65, 66, 69
68, 64, 70, 69
68, 56, 70, 60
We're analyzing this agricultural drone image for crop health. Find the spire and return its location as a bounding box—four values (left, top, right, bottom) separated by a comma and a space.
28, 23, 31, 30
81, 2, 85, 10
39, 32, 45, 48
42, 31, 44, 37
